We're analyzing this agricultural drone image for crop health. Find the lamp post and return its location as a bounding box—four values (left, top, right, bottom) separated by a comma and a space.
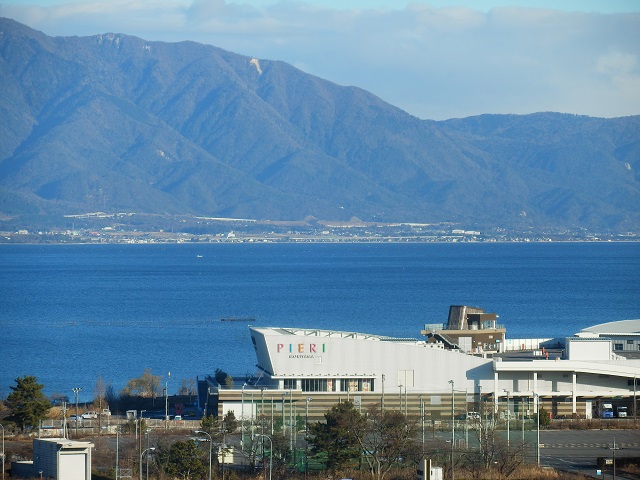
381, 374, 385, 411
222, 421, 227, 480
610, 437, 620, 480
195, 430, 212, 480
464, 388, 469, 447
255, 434, 272, 480
305, 397, 312, 479
420, 397, 425, 453
522, 396, 526, 446
533, 393, 540, 466
72, 387, 82, 437
241, 383, 247, 451
287, 389, 294, 455
116, 428, 119, 480
282, 392, 289, 438
139, 447, 155, 480
503, 389, 510, 448
448, 380, 455, 480
144, 428, 151, 480
1, 423, 5, 480
165, 372, 171, 426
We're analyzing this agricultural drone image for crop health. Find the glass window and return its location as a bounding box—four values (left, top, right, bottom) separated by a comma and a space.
284, 379, 297, 389
614, 343, 623, 351
301, 379, 328, 392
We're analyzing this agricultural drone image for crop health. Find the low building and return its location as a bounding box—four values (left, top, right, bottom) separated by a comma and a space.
32, 438, 94, 480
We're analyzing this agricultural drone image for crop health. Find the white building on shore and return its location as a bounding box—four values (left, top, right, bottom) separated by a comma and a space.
211, 308, 640, 421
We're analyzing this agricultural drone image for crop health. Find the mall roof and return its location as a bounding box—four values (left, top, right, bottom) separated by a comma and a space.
255, 327, 419, 342
576, 319, 640, 336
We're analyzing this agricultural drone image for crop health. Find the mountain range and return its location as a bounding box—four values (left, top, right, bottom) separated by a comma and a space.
1, 17, 639, 232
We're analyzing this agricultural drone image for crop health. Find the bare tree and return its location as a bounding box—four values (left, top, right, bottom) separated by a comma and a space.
94, 375, 106, 410
354, 405, 420, 480
121, 369, 161, 399
462, 411, 527, 479
178, 378, 197, 403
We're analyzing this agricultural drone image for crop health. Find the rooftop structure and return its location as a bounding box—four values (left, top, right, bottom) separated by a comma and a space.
421, 305, 506, 353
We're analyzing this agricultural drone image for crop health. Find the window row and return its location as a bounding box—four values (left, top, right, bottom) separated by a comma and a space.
283, 378, 375, 392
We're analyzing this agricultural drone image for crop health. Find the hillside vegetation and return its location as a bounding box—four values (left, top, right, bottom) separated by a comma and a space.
1, 17, 639, 232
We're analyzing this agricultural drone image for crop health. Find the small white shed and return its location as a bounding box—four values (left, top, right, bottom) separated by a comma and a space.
33, 438, 94, 480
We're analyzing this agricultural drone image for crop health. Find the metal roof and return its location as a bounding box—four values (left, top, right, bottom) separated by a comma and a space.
576, 319, 640, 336
256, 326, 417, 342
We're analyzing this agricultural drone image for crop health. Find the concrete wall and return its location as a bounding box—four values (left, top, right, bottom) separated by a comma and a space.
567, 338, 612, 360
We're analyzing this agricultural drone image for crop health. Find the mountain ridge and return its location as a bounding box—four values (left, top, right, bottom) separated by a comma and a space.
0, 17, 639, 232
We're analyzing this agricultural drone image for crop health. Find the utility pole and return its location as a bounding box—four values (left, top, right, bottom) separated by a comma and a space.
165, 372, 171, 429
449, 380, 455, 480
72, 387, 82, 437
305, 397, 312, 479
610, 437, 620, 480
504, 389, 510, 448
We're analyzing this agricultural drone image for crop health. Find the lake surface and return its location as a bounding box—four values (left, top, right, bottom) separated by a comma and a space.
1, 242, 638, 402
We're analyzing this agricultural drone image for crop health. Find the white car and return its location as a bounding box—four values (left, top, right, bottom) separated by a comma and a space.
82, 411, 98, 419
100, 409, 112, 416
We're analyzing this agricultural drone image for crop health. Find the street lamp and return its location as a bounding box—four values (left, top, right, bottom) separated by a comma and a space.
503, 389, 510, 448
144, 428, 151, 480
139, 447, 155, 480
609, 437, 620, 480
194, 430, 212, 480
282, 391, 289, 438
165, 372, 171, 425
72, 387, 82, 437
533, 393, 540, 466
305, 397, 313, 479
1, 423, 5, 480
448, 380, 455, 480
255, 434, 272, 480
241, 383, 247, 451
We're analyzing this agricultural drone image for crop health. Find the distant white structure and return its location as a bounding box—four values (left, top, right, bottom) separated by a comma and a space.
575, 319, 640, 352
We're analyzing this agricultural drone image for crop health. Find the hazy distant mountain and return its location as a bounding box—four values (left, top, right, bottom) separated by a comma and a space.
1, 17, 639, 231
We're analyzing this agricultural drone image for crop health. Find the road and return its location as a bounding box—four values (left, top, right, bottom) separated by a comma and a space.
541, 430, 640, 479
427, 425, 640, 479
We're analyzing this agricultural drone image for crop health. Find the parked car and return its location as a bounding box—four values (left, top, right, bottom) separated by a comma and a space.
82, 411, 98, 419
466, 412, 481, 420
68, 414, 82, 422
100, 409, 111, 416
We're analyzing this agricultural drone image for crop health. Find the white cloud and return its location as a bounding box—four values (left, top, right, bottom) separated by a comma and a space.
597, 51, 638, 76
1, 1, 639, 119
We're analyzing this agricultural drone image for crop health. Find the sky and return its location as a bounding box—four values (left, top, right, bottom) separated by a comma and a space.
0, 0, 639, 120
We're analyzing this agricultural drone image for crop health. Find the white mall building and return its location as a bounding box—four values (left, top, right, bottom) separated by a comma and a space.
212, 307, 640, 422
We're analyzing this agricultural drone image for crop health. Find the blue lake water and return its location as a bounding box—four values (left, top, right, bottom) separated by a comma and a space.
1, 242, 639, 402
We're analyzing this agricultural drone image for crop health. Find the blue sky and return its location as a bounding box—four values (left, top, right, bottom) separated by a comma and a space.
1, 0, 639, 120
